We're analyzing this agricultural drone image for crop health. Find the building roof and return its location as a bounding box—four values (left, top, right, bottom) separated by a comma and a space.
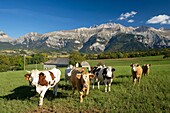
81, 61, 90, 67
44, 57, 69, 65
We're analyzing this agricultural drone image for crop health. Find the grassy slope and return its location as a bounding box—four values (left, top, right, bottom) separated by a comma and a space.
0, 56, 170, 113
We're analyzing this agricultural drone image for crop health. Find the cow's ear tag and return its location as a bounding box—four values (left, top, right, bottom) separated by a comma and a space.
76, 74, 82, 79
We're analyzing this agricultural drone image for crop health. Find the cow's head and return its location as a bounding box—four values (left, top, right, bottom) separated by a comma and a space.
111, 67, 116, 78
130, 63, 139, 71
76, 72, 94, 91
145, 64, 151, 69
24, 73, 30, 81
24, 69, 40, 87
90, 66, 97, 74
24, 73, 31, 85
105, 66, 115, 78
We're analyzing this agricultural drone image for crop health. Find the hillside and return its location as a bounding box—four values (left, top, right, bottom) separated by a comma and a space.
0, 23, 170, 53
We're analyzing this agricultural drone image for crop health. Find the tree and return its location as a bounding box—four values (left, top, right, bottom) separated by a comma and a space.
9, 55, 19, 70
69, 51, 86, 65
117, 52, 124, 58
40, 53, 48, 63
30, 53, 48, 64
0, 55, 10, 72
163, 51, 170, 59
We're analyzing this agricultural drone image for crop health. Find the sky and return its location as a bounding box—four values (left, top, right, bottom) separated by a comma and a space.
0, 0, 170, 38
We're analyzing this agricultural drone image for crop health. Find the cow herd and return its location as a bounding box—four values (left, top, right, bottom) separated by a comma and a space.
24, 63, 151, 106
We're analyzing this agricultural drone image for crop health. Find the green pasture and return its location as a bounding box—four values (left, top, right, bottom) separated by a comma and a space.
0, 56, 170, 113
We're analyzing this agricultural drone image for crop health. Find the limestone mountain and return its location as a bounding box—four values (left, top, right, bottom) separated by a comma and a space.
0, 23, 170, 53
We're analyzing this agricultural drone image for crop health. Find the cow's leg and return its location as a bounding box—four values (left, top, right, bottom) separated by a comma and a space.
92, 78, 95, 89
97, 81, 100, 89
108, 82, 111, 91
108, 79, 113, 92
105, 84, 108, 92
93, 77, 98, 89
133, 78, 137, 85
71, 87, 76, 95
39, 88, 48, 106
79, 91, 84, 103
104, 79, 107, 92
138, 77, 141, 85
86, 86, 89, 96
53, 83, 58, 96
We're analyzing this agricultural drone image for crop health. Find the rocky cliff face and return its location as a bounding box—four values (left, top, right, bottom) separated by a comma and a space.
0, 23, 170, 52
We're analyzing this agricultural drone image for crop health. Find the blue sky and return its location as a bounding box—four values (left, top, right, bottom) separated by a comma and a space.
0, 0, 170, 38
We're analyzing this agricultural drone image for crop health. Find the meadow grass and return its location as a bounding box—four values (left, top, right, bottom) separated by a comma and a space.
0, 56, 170, 112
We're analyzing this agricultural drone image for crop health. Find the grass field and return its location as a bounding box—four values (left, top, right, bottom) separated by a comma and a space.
0, 56, 170, 113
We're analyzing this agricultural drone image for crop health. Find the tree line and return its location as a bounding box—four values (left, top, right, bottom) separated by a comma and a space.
88, 50, 160, 59
0, 53, 48, 72
69, 49, 170, 64
0, 49, 169, 72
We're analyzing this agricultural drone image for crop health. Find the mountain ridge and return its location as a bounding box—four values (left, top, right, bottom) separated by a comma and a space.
0, 23, 170, 53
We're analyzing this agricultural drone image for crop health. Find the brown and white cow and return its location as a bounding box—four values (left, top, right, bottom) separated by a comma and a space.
142, 64, 151, 76
130, 63, 143, 85
24, 68, 61, 106
70, 68, 94, 103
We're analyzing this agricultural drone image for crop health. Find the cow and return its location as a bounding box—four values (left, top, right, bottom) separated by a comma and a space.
92, 66, 115, 92
70, 68, 94, 103
24, 68, 61, 106
130, 63, 143, 85
142, 64, 151, 76
65, 65, 74, 83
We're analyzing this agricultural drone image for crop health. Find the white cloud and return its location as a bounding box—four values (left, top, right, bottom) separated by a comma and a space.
128, 19, 134, 23
118, 11, 137, 20
146, 14, 170, 24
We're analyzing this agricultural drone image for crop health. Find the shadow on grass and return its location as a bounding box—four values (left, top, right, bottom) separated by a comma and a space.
58, 83, 72, 90
60, 78, 65, 82
116, 75, 131, 78
0, 85, 70, 101
112, 81, 124, 85
0, 86, 36, 100
91, 80, 124, 86
44, 90, 68, 101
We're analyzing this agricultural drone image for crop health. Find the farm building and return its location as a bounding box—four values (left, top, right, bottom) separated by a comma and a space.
75, 61, 91, 67
81, 61, 90, 67
75, 61, 91, 72
44, 57, 69, 69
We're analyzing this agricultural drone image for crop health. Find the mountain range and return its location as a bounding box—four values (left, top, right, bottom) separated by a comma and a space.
0, 23, 170, 53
